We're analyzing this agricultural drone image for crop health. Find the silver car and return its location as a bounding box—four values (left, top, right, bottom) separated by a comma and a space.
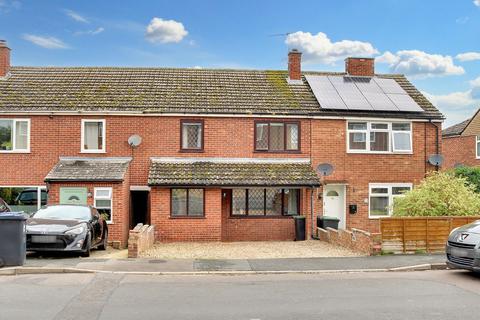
446, 220, 480, 272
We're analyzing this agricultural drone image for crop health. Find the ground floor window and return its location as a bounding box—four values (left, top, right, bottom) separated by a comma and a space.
0, 186, 47, 215
231, 188, 299, 216
369, 183, 412, 218
94, 187, 113, 223
171, 189, 204, 217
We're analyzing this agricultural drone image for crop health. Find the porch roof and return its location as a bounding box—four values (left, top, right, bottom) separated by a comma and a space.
148, 157, 321, 187
45, 157, 132, 182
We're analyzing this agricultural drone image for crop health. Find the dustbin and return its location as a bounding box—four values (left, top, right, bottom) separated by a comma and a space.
317, 216, 340, 230
292, 215, 306, 241
0, 213, 27, 267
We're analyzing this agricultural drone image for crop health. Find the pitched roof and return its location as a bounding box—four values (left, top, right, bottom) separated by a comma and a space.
45, 157, 131, 182
442, 118, 471, 137
0, 67, 443, 119
148, 157, 321, 187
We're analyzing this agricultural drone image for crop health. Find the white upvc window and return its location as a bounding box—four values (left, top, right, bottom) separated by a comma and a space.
0, 119, 30, 152
369, 183, 412, 218
81, 119, 106, 153
94, 187, 113, 223
347, 121, 412, 154
476, 136, 480, 159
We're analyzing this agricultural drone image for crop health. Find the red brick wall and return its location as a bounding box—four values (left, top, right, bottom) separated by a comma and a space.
47, 180, 130, 247
443, 135, 480, 168
288, 50, 302, 80
0, 45, 10, 77
345, 58, 374, 76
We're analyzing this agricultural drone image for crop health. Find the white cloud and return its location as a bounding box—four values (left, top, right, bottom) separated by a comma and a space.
22, 34, 69, 49
64, 9, 89, 23
474, 0, 480, 7
74, 27, 105, 36
285, 31, 378, 65
145, 18, 188, 44
456, 52, 480, 62
376, 50, 464, 78
0, 0, 20, 13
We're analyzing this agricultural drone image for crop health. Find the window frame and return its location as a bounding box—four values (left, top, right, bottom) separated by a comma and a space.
170, 188, 205, 218
94, 187, 113, 224
230, 188, 300, 218
254, 120, 301, 153
180, 119, 204, 152
0, 185, 47, 213
476, 136, 480, 159
81, 119, 106, 153
347, 121, 412, 154
0, 118, 31, 153
368, 183, 412, 218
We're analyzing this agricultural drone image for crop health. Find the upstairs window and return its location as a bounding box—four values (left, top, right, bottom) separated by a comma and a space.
0, 119, 30, 152
181, 120, 203, 151
347, 121, 412, 153
255, 121, 300, 152
81, 119, 105, 153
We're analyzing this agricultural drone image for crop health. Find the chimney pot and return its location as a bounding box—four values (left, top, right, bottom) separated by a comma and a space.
345, 57, 374, 77
0, 40, 11, 78
288, 49, 302, 82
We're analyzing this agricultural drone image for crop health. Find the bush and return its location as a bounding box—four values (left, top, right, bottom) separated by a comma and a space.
392, 171, 480, 217
454, 166, 480, 193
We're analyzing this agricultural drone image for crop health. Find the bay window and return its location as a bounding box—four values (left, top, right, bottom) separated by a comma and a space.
255, 121, 300, 152
81, 119, 105, 153
348, 121, 412, 153
231, 188, 299, 216
0, 119, 30, 152
369, 183, 412, 218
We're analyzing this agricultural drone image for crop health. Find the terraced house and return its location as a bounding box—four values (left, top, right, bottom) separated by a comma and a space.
0, 40, 443, 247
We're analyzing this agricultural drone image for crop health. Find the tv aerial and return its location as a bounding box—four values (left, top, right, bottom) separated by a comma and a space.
128, 134, 142, 148
427, 154, 444, 167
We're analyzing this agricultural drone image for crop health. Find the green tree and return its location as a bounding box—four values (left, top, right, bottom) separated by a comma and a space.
393, 171, 480, 217
454, 166, 480, 193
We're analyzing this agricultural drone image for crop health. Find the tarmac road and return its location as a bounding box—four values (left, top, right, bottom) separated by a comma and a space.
0, 270, 479, 320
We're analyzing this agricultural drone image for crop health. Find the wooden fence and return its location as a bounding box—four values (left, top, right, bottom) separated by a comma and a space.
380, 216, 480, 254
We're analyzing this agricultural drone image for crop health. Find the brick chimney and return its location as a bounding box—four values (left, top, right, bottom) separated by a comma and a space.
288, 49, 302, 82
0, 40, 11, 78
345, 57, 374, 77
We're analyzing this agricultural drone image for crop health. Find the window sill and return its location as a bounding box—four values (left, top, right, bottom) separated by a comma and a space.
106, 221, 114, 225
368, 215, 390, 219
80, 150, 107, 154
347, 151, 413, 155
169, 216, 206, 219
254, 150, 302, 154
229, 215, 295, 219
179, 149, 204, 153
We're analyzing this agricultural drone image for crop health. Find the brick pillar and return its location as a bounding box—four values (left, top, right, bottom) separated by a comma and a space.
345, 57, 374, 77
0, 40, 10, 78
288, 49, 302, 81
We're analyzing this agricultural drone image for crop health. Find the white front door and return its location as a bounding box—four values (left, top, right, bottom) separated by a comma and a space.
323, 185, 346, 229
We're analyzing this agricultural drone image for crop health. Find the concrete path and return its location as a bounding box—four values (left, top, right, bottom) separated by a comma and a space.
16, 253, 447, 274
1, 270, 479, 320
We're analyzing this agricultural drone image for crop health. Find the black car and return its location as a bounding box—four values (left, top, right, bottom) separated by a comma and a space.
0, 197, 11, 213
26, 205, 108, 257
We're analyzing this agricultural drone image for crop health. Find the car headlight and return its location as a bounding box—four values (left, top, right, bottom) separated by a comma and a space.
65, 225, 86, 236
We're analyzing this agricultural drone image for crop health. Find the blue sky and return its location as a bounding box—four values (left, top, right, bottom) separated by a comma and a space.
0, 0, 479, 126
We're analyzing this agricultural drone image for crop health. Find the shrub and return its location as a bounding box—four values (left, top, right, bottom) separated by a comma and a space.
454, 166, 480, 193
392, 171, 480, 217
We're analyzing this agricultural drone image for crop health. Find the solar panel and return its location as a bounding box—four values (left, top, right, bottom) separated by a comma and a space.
304, 75, 425, 113
386, 94, 424, 112
304, 75, 347, 110
328, 76, 373, 110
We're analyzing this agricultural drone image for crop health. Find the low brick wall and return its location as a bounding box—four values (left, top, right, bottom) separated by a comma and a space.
128, 223, 155, 258
318, 227, 381, 256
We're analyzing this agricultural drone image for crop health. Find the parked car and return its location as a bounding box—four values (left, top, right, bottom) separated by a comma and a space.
446, 220, 480, 272
26, 204, 108, 257
0, 197, 11, 213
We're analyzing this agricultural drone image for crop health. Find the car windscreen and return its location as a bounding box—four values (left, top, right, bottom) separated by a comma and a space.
33, 206, 91, 221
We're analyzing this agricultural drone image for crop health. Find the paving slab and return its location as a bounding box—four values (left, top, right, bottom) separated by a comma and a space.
194, 259, 252, 271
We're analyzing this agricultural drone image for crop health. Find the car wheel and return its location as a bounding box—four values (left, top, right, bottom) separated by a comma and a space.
98, 228, 108, 251
81, 233, 91, 258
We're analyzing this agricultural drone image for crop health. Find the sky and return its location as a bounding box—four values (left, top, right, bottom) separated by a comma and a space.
0, 0, 479, 127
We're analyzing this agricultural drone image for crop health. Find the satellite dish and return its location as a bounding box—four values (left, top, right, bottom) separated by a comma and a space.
427, 154, 444, 166
128, 134, 142, 147
317, 163, 334, 177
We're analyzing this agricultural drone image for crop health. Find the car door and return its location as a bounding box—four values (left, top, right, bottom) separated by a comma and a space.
91, 208, 102, 245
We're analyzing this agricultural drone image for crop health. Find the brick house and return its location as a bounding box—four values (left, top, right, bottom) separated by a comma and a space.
0, 40, 443, 247
442, 109, 480, 168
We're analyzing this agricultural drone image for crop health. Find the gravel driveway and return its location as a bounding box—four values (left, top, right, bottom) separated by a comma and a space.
141, 240, 363, 259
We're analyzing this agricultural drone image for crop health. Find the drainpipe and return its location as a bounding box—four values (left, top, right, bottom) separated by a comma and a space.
311, 186, 318, 240
429, 119, 440, 171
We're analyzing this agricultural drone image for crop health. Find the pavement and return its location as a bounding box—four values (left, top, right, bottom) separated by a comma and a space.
0, 252, 448, 275
0, 270, 479, 319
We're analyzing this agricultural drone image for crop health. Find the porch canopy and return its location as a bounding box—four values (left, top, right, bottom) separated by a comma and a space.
45, 157, 132, 182
148, 157, 320, 187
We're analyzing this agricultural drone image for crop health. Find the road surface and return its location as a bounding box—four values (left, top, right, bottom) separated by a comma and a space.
0, 270, 479, 320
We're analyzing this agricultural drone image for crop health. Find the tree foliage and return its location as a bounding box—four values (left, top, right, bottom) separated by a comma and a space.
392, 171, 480, 217
454, 166, 480, 193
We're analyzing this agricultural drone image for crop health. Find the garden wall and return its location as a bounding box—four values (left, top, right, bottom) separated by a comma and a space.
380, 216, 480, 254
